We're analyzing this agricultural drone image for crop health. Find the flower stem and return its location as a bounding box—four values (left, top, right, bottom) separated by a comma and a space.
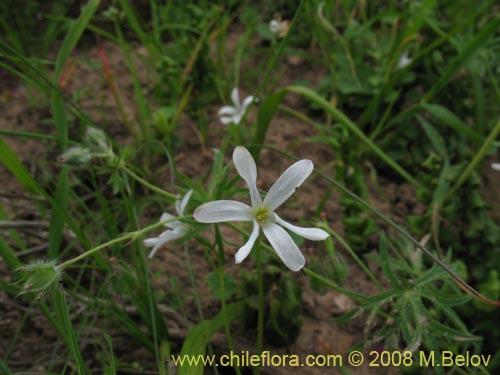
446, 117, 500, 201
254, 239, 264, 375
122, 166, 176, 201
214, 226, 242, 375
322, 224, 384, 291
59, 216, 189, 269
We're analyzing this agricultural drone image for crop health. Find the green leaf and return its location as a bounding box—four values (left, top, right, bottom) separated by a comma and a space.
421, 104, 500, 147
251, 91, 286, 161
379, 233, 402, 290
54, 0, 101, 77
0, 138, 44, 196
178, 302, 245, 375
0, 236, 22, 271
417, 115, 448, 159
423, 17, 500, 102
206, 272, 235, 300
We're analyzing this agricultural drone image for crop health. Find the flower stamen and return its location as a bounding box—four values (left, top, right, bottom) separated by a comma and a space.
254, 207, 270, 224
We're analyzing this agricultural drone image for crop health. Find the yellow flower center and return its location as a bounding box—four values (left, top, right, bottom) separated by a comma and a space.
254, 207, 270, 224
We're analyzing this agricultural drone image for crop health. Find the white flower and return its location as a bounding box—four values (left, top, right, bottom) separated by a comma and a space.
492, 163, 500, 171
397, 51, 412, 69
193, 147, 329, 271
144, 189, 193, 258
269, 19, 289, 38
218, 87, 254, 125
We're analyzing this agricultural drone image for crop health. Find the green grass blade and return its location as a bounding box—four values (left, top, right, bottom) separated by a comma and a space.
0, 236, 23, 271
0, 359, 14, 375
51, 287, 89, 374
446, 117, 500, 200
284, 85, 424, 188
49, 0, 100, 259
117, 0, 151, 53
104, 333, 117, 375
421, 103, 500, 147
0, 138, 44, 195
53, 0, 100, 77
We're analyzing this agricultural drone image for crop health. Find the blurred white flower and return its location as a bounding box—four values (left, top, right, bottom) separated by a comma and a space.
269, 19, 290, 38
144, 189, 193, 258
397, 51, 412, 69
193, 146, 329, 271
492, 163, 500, 171
218, 87, 254, 125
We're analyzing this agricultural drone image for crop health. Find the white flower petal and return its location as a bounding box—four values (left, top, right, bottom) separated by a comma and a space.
263, 159, 314, 211
218, 106, 237, 117
233, 146, 262, 207
262, 222, 305, 271
147, 227, 187, 258
269, 19, 280, 33
148, 242, 164, 258
231, 87, 240, 108
144, 237, 159, 247
193, 200, 253, 223
220, 115, 234, 125
179, 189, 193, 215
159, 227, 186, 242
274, 214, 329, 241
491, 163, 500, 171
160, 212, 182, 229
235, 221, 260, 264
232, 112, 243, 125
397, 52, 411, 69
145, 235, 167, 258
241, 95, 254, 110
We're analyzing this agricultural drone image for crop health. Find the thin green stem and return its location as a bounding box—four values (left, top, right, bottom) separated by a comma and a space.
446, 117, 500, 200
59, 216, 190, 269
184, 243, 204, 321
254, 239, 264, 375
122, 166, 176, 201
214, 226, 241, 375
241, 0, 306, 131
226, 222, 369, 302
323, 225, 384, 291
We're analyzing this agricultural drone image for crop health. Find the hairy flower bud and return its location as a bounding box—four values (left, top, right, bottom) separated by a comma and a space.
59, 146, 92, 167
85, 126, 111, 153
17, 260, 63, 299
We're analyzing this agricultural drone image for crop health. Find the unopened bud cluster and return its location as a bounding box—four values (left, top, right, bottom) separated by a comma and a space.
59, 127, 116, 167
17, 260, 63, 299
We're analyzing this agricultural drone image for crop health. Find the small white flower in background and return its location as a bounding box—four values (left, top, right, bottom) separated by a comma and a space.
144, 189, 193, 258
397, 51, 412, 69
269, 19, 290, 38
194, 146, 329, 271
492, 163, 500, 171
218, 87, 254, 125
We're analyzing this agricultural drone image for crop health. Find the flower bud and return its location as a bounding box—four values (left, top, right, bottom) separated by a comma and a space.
85, 126, 111, 153
59, 146, 92, 167
17, 260, 63, 298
